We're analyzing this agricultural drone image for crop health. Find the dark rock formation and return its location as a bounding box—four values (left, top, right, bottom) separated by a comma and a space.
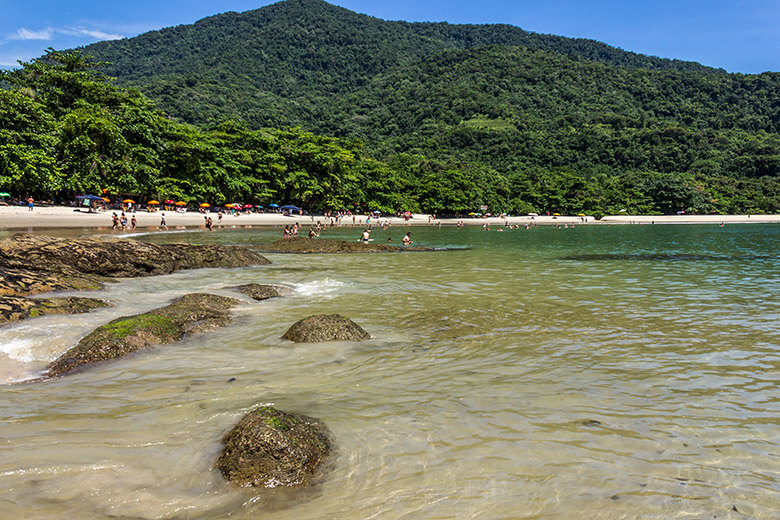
218, 406, 331, 488
0, 295, 110, 324
0, 233, 270, 281
282, 314, 370, 343
236, 283, 291, 300
45, 293, 240, 377
0, 233, 269, 324
260, 237, 428, 253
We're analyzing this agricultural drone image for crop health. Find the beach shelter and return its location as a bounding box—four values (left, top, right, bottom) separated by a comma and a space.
175, 201, 187, 206
268, 203, 279, 208
123, 199, 135, 204
147, 200, 160, 205
280, 205, 301, 212
0, 192, 10, 198
200, 203, 211, 208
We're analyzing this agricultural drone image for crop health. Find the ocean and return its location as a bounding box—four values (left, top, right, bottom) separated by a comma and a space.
1, 223, 778, 519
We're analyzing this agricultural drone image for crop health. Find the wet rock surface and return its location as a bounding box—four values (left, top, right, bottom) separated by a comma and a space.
259, 237, 428, 253
0, 295, 110, 324
236, 283, 291, 300
0, 234, 269, 324
45, 293, 240, 378
0, 233, 270, 280
282, 314, 370, 343
218, 406, 331, 488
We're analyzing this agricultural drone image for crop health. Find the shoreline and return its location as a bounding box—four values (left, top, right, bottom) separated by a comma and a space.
1, 206, 779, 232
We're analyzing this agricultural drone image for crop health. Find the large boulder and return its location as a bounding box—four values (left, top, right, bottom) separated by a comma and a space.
282, 314, 370, 342
0, 295, 110, 324
45, 293, 240, 378
218, 406, 331, 488
236, 283, 291, 301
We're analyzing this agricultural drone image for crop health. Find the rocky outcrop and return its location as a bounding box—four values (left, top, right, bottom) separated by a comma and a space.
0, 234, 270, 324
236, 283, 291, 300
0, 233, 270, 281
218, 406, 331, 488
260, 237, 427, 253
282, 314, 370, 342
45, 293, 240, 377
0, 295, 110, 324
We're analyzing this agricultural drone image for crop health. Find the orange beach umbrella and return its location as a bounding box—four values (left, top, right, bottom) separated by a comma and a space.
175, 201, 187, 206
147, 200, 160, 205
123, 199, 135, 203
200, 203, 211, 208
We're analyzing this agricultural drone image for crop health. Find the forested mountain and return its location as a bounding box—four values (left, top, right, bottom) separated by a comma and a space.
83, 0, 718, 129
3, 0, 778, 215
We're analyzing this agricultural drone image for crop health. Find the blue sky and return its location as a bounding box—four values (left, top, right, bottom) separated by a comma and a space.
1, 0, 778, 73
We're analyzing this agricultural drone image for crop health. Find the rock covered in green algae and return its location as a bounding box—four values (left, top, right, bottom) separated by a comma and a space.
0, 296, 110, 324
218, 406, 331, 488
0, 233, 270, 280
281, 314, 370, 343
236, 283, 291, 300
259, 236, 425, 253
44, 293, 240, 378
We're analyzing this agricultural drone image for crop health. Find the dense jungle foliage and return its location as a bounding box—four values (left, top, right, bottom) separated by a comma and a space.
2, 0, 779, 214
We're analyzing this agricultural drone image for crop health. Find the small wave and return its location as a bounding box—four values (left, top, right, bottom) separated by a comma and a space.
115, 229, 196, 239
293, 278, 347, 297
0, 337, 38, 363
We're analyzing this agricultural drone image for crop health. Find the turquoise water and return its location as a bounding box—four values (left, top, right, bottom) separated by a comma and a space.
0, 224, 778, 519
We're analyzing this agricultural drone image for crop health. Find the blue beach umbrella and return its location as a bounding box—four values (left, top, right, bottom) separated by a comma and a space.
280, 205, 301, 211
268, 203, 279, 208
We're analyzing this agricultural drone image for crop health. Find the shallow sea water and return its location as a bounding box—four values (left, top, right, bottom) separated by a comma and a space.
0, 223, 778, 519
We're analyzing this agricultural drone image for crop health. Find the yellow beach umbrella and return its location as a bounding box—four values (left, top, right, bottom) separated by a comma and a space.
123, 199, 135, 204
175, 201, 187, 206
200, 203, 211, 208
148, 200, 160, 205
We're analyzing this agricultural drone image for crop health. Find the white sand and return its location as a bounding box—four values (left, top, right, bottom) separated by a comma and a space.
1, 205, 779, 231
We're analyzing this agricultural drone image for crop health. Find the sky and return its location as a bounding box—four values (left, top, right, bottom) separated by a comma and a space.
1, 0, 778, 73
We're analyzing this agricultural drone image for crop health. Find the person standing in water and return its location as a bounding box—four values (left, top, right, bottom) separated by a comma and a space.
402, 232, 412, 245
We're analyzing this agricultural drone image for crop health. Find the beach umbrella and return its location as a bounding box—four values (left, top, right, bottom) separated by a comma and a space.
101, 197, 110, 202
123, 199, 135, 203
372, 210, 381, 214
280, 204, 301, 211
243, 204, 253, 208
528, 213, 538, 216
148, 200, 160, 205
553, 213, 561, 216
268, 203, 279, 208
0, 192, 10, 198
164, 199, 174, 204
200, 203, 211, 208
77, 194, 104, 201
175, 201, 187, 206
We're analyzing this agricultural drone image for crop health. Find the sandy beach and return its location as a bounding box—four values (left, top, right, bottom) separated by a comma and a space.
1, 205, 779, 231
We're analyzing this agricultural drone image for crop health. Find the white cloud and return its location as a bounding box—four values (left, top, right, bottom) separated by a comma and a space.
11, 28, 53, 41
60, 28, 123, 40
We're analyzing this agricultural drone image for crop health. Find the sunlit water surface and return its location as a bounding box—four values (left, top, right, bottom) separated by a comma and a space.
1, 224, 778, 519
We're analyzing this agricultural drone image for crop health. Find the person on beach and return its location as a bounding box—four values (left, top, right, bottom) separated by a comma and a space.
160, 212, 167, 230
402, 232, 412, 245
120, 213, 127, 230
111, 213, 119, 230
27, 197, 34, 211
362, 229, 370, 243
308, 227, 318, 238
206, 217, 213, 231
130, 215, 137, 231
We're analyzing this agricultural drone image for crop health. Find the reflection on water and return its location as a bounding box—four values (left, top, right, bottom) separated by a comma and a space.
0, 224, 778, 519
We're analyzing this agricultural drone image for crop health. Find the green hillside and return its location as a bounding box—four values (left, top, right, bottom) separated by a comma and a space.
3, 0, 778, 215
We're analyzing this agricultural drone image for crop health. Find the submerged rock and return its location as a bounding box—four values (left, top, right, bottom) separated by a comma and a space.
0, 295, 110, 324
45, 293, 240, 378
260, 237, 428, 253
282, 314, 370, 343
218, 406, 331, 488
236, 283, 291, 301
